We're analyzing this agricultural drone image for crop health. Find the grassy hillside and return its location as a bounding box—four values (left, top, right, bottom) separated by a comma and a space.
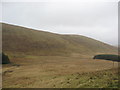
2, 23, 119, 88
2, 23, 117, 56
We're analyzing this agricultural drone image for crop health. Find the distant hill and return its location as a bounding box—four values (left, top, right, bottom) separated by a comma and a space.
2, 23, 117, 56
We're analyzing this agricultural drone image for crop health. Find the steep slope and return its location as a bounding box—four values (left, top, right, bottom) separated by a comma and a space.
2, 23, 117, 56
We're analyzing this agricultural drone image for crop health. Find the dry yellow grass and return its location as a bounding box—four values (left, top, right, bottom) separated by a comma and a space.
2, 55, 118, 88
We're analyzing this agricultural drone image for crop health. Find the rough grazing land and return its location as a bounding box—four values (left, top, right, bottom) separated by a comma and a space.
2, 55, 118, 88
2, 23, 119, 88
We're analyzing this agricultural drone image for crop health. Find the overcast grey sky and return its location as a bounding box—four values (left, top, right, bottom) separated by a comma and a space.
2, 0, 118, 46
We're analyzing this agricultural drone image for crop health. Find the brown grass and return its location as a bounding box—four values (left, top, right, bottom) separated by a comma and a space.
3, 23, 117, 56
2, 55, 118, 88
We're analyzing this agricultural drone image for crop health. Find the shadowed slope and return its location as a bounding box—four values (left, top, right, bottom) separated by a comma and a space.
2, 23, 117, 56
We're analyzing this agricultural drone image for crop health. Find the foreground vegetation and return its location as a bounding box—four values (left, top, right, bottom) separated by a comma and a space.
2, 55, 119, 88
